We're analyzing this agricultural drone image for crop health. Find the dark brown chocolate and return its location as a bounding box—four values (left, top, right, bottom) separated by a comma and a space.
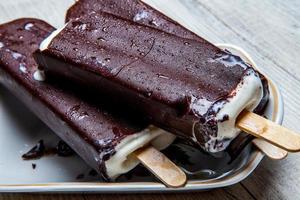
56, 140, 75, 157
22, 140, 45, 160
65, 0, 269, 116
0, 18, 149, 180
32, 163, 37, 169
35, 12, 269, 151
22, 140, 75, 160
76, 173, 85, 180
65, 0, 199, 41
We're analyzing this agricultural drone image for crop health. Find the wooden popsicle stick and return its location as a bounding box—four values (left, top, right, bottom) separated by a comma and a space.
237, 110, 300, 152
134, 146, 187, 188
216, 44, 288, 159
253, 139, 288, 160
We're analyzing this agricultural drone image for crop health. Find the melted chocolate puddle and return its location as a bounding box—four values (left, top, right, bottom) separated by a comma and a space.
56, 140, 75, 157
22, 137, 251, 182
117, 138, 252, 182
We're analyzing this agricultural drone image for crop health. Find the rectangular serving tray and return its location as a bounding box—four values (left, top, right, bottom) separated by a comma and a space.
0, 43, 284, 192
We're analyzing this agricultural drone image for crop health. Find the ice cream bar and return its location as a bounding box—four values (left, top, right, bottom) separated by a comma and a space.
65, 0, 269, 115
64, 0, 268, 112
65, 0, 199, 41
0, 18, 175, 180
36, 11, 268, 153
64, 0, 270, 151
67, 0, 269, 116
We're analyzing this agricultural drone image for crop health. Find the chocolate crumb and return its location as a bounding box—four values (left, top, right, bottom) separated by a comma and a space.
76, 173, 85, 180
56, 140, 75, 157
88, 169, 98, 176
22, 140, 45, 160
21, 140, 75, 160
44, 148, 57, 156
32, 163, 36, 169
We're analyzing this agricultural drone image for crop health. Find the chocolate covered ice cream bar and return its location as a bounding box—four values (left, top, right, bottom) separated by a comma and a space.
35, 11, 268, 153
64, 0, 270, 152
64, 0, 268, 112
65, 0, 269, 117
67, 0, 268, 115
0, 18, 175, 180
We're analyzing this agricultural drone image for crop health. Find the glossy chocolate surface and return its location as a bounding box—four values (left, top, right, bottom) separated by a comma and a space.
65, 0, 199, 41
36, 12, 268, 148
65, 0, 269, 113
0, 19, 148, 180
64, 0, 269, 151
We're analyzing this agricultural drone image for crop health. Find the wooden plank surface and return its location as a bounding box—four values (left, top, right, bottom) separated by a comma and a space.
0, 0, 299, 199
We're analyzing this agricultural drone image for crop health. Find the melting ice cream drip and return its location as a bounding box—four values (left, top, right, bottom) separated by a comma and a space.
5, 48, 25, 61
24, 23, 34, 31
19, 63, 27, 73
190, 96, 214, 116
12, 52, 23, 60
133, 11, 149, 22
33, 69, 45, 81
209, 51, 249, 70
192, 68, 263, 152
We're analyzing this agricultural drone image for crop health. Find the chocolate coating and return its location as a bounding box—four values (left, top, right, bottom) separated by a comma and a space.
64, 0, 269, 151
0, 19, 148, 180
35, 12, 269, 149
65, 0, 269, 114
65, 0, 199, 41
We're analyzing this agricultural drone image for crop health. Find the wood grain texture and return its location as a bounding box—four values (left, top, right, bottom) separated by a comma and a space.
252, 139, 288, 160
237, 110, 300, 152
0, 0, 299, 199
135, 146, 187, 188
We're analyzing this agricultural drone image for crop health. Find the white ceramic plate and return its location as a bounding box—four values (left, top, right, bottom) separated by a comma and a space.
0, 44, 284, 192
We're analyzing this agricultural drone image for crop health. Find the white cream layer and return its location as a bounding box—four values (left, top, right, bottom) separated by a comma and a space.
201, 70, 263, 152
40, 26, 65, 51
105, 126, 175, 180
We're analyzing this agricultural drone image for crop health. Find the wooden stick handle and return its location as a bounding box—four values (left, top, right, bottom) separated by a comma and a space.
134, 146, 187, 188
237, 110, 300, 152
253, 139, 288, 160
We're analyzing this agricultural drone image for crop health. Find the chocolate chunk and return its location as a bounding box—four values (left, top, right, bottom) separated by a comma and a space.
56, 140, 75, 157
32, 163, 37, 169
88, 169, 98, 177
76, 173, 85, 180
22, 140, 45, 160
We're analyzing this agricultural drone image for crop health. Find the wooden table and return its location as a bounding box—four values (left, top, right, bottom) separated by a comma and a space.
0, 0, 299, 199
